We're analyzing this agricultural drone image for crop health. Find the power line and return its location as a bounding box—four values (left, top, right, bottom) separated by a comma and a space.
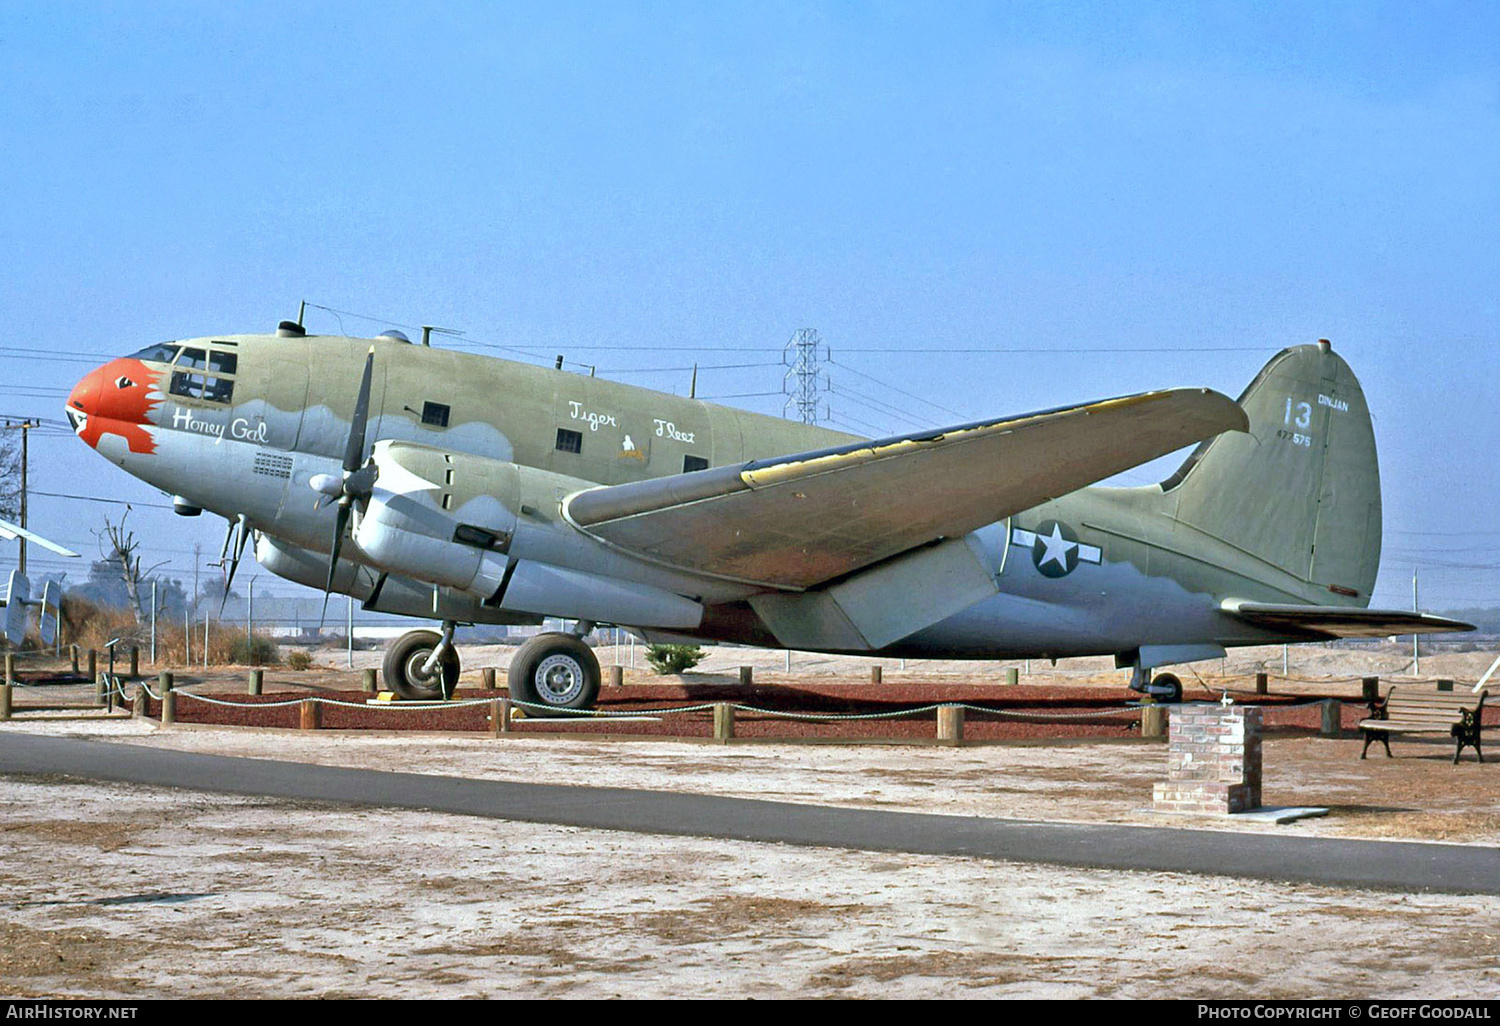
827, 357, 970, 421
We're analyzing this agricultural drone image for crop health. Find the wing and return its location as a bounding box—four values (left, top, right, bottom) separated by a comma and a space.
0, 517, 79, 558
1223, 601, 1475, 639
565, 387, 1248, 589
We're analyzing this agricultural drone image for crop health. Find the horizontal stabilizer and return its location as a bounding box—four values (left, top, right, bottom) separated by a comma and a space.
1223, 601, 1475, 639
566, 387, 1247, 589
0, 517, 79, 558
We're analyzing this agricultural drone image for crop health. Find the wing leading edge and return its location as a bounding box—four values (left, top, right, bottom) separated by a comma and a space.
1224, 601, 1475, 639
564, 387, 1248, 589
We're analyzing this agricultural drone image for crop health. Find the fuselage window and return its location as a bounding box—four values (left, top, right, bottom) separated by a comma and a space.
177, 348, 207, 370
555, 428, 583, 454
208, 351, 238, 375
421, 402, 450, 428
683, 455, 709, 473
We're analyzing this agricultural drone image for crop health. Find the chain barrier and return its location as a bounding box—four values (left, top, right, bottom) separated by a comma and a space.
76, 673, 1407, 727
728, 703, 945, 722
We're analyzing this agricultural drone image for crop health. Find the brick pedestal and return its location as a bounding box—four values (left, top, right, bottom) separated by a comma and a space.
1153, 704, 1262, 814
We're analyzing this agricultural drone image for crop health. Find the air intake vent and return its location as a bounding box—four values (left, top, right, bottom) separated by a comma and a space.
377, 330, 412, 343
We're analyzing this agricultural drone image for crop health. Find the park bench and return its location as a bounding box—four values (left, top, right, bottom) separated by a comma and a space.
1359, 685, 1487, 763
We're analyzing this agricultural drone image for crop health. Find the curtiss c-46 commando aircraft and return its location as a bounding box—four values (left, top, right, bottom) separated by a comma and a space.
64, 323, 1471, 709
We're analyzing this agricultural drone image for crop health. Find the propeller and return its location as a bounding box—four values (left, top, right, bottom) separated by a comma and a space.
310, 347, 380, 626
217, 514, 251, 617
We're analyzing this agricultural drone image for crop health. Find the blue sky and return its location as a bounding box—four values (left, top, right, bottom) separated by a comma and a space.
1, 1, 1496, 610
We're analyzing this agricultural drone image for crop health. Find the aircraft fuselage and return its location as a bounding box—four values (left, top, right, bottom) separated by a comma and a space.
66, 330, 1367, 670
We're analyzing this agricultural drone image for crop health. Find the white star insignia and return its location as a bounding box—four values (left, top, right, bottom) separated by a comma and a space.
1037, 522, 1078, 570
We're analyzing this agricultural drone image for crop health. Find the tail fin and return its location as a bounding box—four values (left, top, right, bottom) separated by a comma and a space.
1158, 341, 1381, 604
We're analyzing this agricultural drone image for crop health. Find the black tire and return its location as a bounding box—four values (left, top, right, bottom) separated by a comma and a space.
508, 632, 600, 714
382, 629, 460, 700
1154, 672, 1183, 704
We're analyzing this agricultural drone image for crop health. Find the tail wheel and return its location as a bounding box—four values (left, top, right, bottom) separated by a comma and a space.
382, 629, 460, 700
508, 633, 601, 714
1154, 672, 1183, 704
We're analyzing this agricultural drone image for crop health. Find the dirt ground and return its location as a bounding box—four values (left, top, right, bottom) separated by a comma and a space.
1, 715, 1498, 999
2, 640, 1497, 999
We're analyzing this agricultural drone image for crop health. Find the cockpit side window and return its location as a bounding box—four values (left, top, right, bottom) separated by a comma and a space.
169, 346, 236, 404
127, 343, 181, 364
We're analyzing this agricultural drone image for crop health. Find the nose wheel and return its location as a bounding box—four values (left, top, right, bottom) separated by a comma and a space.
382, 629, 460, 700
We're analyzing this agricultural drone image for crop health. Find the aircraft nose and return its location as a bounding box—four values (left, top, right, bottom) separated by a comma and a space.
66, 366, 105, 430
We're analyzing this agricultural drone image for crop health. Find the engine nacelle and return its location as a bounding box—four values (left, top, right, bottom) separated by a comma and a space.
355, 491, 511, 598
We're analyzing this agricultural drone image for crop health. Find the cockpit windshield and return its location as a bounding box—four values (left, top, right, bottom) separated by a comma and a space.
127, 343, 181, 364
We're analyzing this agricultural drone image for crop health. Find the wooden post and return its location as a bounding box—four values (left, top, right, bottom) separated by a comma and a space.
3, 652, 13, 685
362, 668, 378, 693
1004, 667, 1019, 686
248, 669, 263, 696
738, 665, 753, 686
87, 649, 97, 684
161, 690, 176, 726
937, 704, 964, 745
1361, 676, 1380, 704
607, 665, 624, 687
95, 673, 107, 708
713, 702, 735, 742
870, 665, 882, 684
489, 698, 515, 737
1254, 672, 1268, 695
69, 645, 79, 674
159, 670, 174, 693
1319, 698, 1341, 738
300, 699, 321, 730
0, 683, 10, 721
129, 646, 139, 678
481, 667, 497, 691
132, 686, 146, 718
1141, 703, 1168, 738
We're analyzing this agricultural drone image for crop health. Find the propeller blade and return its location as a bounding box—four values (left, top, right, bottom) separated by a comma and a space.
219, 515, 250, 616
320, 502, 352, 630
343, 347, 376, 474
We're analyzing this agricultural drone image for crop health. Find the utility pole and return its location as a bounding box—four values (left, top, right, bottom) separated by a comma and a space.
3, 419, 38, 574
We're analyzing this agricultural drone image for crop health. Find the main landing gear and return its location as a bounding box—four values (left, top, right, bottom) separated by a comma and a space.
382, 623, 461, 701
1128, 664, 1183, 704
379, 622, 604, 712
507, 631, 601, 714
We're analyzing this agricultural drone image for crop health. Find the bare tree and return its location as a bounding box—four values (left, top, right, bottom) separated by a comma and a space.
95, 511, 168, 623
0, 428, 20, 523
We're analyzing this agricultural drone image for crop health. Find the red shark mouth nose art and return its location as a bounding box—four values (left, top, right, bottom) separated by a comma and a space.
67, 358, 162, 454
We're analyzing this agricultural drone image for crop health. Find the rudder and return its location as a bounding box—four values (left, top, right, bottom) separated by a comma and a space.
1158, 341, 1381, 604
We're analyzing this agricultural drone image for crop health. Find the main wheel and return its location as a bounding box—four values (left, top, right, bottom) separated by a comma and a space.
508, 632, 600, 714
382, 629, 460, 700
1153, 672, 1183, 704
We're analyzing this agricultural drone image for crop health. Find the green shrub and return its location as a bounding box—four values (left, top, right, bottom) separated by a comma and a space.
286, 649, 313, 671
228, 634, 280, 666
645, 644, 705, 675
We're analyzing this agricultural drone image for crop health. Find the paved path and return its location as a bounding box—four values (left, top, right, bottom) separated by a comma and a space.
2, 732, 1495, 894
